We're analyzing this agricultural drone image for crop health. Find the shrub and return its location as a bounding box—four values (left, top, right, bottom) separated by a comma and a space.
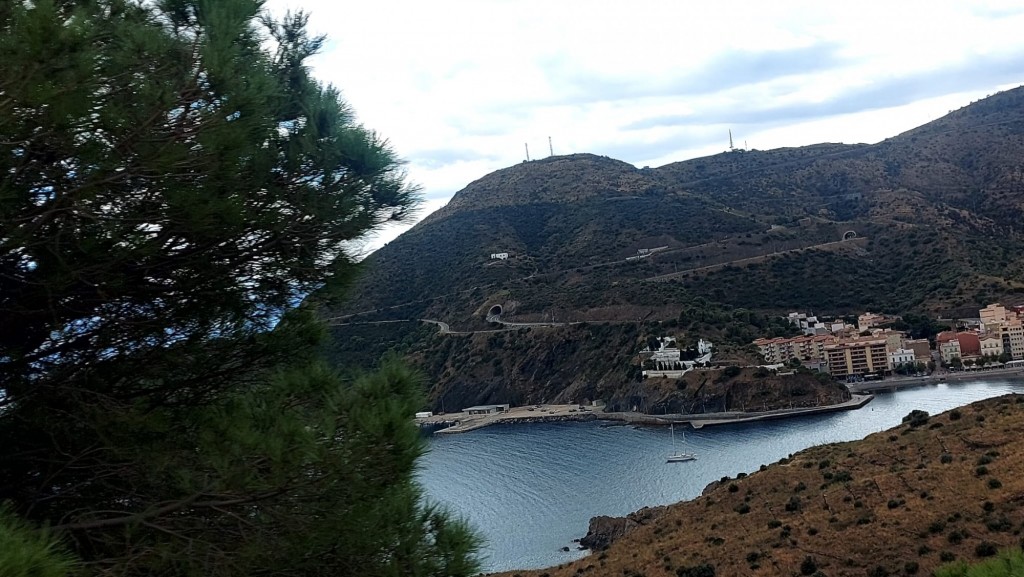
676, 563, 715, 577
974, 541, 998, 558
903, 409, 930, 427
904, 561, 919, 575
785, 496, 801, 512
988, 478, 1003, 489
941, 454, 954, 464
800, 556, 817, 576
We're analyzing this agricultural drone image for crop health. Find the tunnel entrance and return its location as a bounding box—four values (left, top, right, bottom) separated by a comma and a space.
488, 304, 503, 317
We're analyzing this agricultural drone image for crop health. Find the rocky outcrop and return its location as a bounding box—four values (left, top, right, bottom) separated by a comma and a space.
578, 506, 667, 551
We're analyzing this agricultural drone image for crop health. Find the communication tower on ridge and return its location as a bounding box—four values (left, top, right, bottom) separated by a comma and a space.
729, 129, 735, 151
525, 142, 530, 162
549, 136, 553, 156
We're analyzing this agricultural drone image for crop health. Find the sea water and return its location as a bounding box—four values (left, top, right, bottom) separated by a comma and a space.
418, 379, 1024, 572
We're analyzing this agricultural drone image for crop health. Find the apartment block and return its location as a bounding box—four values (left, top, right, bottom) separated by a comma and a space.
1000, 320, 1024, 360
753, 335, 836, 365
825, 338, 889, 378
980, 303, 1010, 327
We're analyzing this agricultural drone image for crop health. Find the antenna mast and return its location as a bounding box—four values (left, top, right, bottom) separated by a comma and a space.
729, 129, 734, 151
549, 136, 553, 156
525, 143, 530, 162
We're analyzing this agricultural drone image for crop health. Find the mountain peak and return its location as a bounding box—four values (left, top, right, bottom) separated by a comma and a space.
422, 153, 651, 224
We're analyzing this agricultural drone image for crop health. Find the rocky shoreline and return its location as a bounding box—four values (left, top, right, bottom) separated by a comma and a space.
578, 506, 669, 551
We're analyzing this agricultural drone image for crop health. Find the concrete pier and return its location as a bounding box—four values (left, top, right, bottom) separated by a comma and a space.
419, 394, 875, 434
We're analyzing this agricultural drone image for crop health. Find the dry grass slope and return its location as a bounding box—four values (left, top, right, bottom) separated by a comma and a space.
499, 394, 1024, 577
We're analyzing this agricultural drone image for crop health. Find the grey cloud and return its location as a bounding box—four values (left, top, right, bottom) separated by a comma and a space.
625, 51, 1024, 131
411, 148, 500, 169
591, 132, 725, 166
540, 43, 848, 107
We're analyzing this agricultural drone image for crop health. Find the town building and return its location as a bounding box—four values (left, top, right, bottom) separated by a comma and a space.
463, 404, 509, 415
980, 335, 1004, 358
939, 339, 962, 364
857, 312, 888, 332
980, 303, 1010, 327
825, 338, 889, 378
888, 348, 916, 370
753, 335, 836, 365
786, 312, 828, 335
650, 346, 681, 363
490, 252, 509, 260
904, 338, 932, 363
867, 328, 906, 353
999, 320, 1024, 360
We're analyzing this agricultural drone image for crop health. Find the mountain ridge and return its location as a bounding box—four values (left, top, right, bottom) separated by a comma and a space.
325, 85, 1024, 411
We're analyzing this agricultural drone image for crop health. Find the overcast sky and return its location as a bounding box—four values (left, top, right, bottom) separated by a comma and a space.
266, 0, 1024, 252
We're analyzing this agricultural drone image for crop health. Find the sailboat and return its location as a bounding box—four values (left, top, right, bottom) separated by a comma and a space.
667, 423, 696, 462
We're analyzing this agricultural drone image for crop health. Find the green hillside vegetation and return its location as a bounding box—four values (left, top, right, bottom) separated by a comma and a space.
323, 87, 1024, 409
0, 2, 479, 575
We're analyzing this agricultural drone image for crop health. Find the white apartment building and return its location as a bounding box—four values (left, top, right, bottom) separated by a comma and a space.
980, 335, 1004, 358
887, 348, 916, 369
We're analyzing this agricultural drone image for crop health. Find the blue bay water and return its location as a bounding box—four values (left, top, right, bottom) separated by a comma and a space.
417, 379, 1024, 572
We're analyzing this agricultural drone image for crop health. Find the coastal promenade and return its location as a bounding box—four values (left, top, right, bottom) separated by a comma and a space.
420, 393, 874, 434
847, 367, 1024, 394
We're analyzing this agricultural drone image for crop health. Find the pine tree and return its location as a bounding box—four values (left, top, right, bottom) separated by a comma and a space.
0, 1, 479, 574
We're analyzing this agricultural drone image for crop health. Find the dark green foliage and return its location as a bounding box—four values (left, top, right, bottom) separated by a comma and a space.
676, 563, 715, 577
903, 410, 930, 428
0, 1, 478, 576
0, 505, 77, 577
975, 542, 998, 558
785, 496, 802, 512
801, 556, 818, 575
935, 548, 1024, 576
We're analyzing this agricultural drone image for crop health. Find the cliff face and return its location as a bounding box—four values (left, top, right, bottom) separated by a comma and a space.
496, 395, 1024, 577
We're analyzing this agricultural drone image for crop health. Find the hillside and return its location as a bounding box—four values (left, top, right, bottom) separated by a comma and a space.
323, 86, 1024, 409
498, 394, 1024, 577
